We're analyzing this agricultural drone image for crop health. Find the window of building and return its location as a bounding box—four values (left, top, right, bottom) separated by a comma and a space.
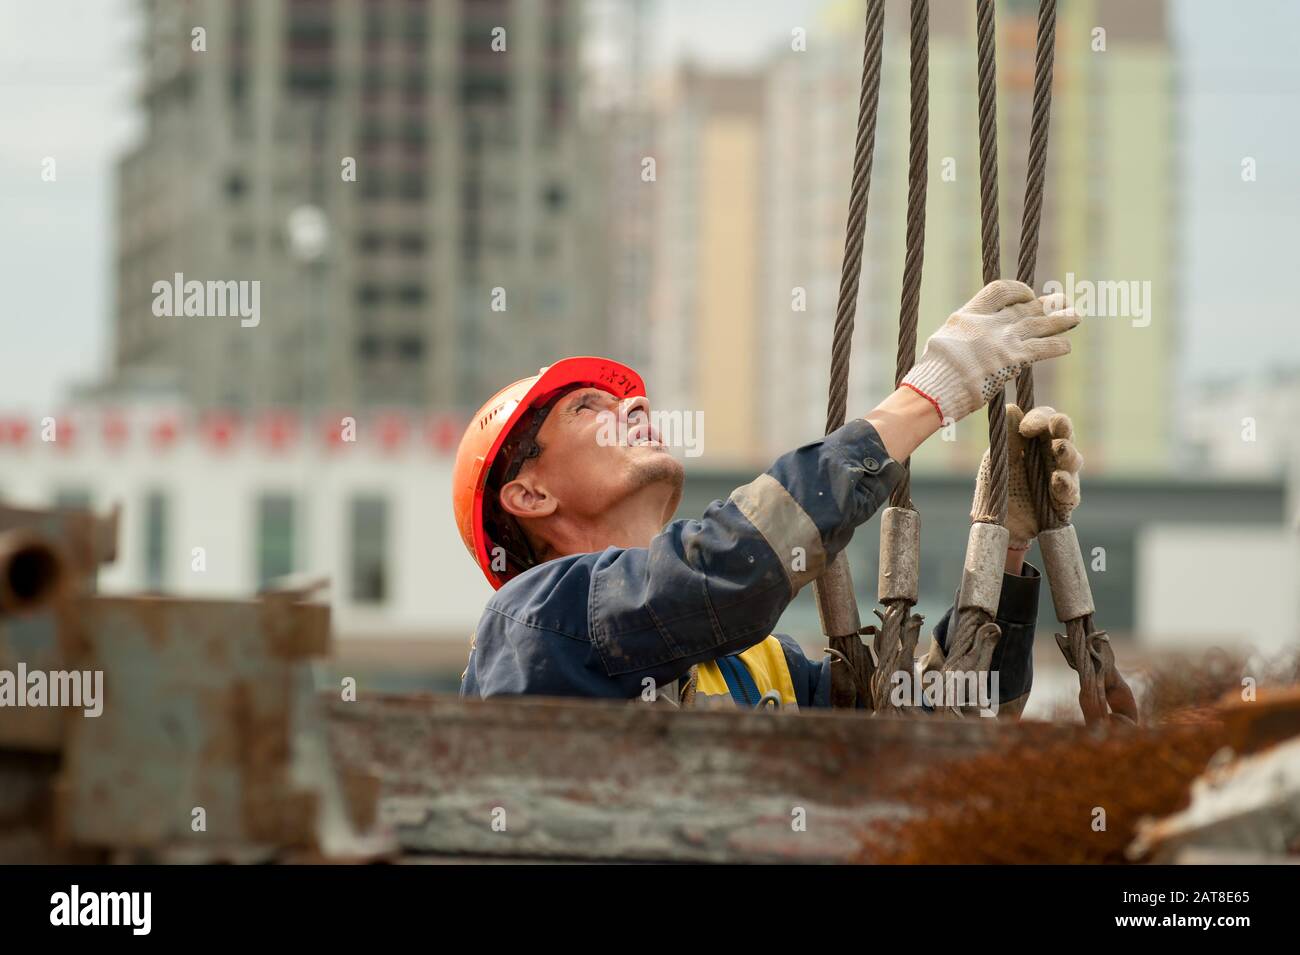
228, 73, 248, 104
54, 488, 92, 510
396, 233, 426, 255
398, 174, 426, 200
396, 283, 425, 305
286, 68, 334, 96
403, 70, 427, 96
225, 171, 247, 200
143, 490, 168, 591
360, 116, 385, 144
461, 180, 481, 212
402, 121, 427, 147
257, 494, 296, 588
363, 10, 384, 45
460, 75, 509, 105
539, 287, 565, 315
396, 334, 425, 360
349, 496, 389, 604
404, 8, 428, 43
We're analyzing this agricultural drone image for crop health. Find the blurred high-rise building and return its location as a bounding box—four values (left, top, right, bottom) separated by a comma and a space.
589, 0, 654, 372
648, 67, 765, 466
759, 0, 1177, 475
107, 0, 604, 414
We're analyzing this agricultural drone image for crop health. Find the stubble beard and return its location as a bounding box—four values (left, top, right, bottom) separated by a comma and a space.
630, 451, 684, 523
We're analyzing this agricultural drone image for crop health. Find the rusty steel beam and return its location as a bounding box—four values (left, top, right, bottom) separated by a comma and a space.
46, 593, 390, 860
327, 693, 1086, 863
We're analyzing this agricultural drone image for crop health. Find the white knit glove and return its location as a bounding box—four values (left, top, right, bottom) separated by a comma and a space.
901, 281, 1078, 423
971, 404, 1084, 548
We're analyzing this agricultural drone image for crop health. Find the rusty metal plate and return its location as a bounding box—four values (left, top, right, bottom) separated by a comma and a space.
327, 694, 1085, 863
53, 595, 331, 853
0, 503, 120, 752
0, 751, 101, 863
0, 611, 66, 752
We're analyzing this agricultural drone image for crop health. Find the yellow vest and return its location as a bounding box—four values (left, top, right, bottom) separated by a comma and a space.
693, 636, 800, 710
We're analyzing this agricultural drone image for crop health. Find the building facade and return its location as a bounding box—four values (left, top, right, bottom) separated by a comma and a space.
1183, 369, 1300, 480
647, 67, 766, 466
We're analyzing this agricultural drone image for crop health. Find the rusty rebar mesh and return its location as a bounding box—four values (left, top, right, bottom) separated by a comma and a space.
1138, 649, 1251, 723
864, 721, 1229, 864
865, 648, 1300, 864
1135, 645, 1300, 723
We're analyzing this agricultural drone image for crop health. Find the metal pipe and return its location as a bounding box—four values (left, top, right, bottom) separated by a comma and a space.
0, 530, 68, 615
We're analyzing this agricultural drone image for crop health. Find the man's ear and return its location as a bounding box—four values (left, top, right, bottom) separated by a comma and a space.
499, 477, 557, 521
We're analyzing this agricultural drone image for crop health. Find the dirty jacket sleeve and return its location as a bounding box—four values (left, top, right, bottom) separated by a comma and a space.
584, 418, 905, 695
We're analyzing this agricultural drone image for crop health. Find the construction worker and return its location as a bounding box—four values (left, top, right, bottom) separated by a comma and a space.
454, 280, 1082, 711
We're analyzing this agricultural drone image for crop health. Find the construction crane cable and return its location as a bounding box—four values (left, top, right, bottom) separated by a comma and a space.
890, 0, 930, 511
824, 0, 885, 436
974, 0, 1008, 527
1014, 0, 1056, 410
938, 0, 1011, 706
1016, 0, 1060, 529
818, 0, 885, 709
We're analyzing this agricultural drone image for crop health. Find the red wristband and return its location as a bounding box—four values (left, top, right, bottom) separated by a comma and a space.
901, 382, 944, 422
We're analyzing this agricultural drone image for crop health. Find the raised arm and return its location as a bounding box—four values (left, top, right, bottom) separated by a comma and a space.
588, 418, 905, 693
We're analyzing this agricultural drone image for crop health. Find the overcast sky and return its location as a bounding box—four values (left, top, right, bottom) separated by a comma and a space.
1, 0, 1298, 413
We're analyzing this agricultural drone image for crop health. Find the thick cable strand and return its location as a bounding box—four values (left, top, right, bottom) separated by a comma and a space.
1016, 0, 1060, 531
825, 0, 885, 435
947, 0, 1010, 709
821, 0, 886, 710
1014, 0, 1058, 413
975, 0, 1007, 526
891, 0, 930, 510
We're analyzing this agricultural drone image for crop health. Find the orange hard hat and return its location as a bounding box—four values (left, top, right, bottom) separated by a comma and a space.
452, 356, 646, 590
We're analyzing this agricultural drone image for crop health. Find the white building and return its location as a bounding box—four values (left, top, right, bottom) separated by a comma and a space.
1140, 369, 1300, 652
0, 405, 493, 662
1182, 370, 1300, 479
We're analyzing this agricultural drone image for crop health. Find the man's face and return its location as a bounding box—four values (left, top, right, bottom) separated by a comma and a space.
508, 386, 684, 530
